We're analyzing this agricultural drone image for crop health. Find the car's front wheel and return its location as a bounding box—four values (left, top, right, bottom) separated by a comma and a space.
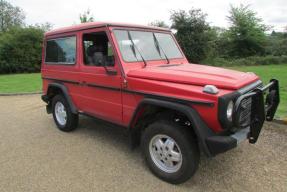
52, 94, 78, 132
141, 120, 199, 184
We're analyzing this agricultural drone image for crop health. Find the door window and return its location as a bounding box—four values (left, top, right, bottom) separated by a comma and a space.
83, 32, 115, 66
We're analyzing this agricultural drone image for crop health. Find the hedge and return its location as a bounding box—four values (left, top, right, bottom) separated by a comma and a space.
203, 55, 287, 66
0, 27, 44, 74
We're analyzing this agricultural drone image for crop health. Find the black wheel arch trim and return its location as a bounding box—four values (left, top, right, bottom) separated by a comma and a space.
129, 98, 216, 157
42, 82, 78, 114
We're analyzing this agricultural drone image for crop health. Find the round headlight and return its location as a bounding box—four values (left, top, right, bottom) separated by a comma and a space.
226, 101, 234, 122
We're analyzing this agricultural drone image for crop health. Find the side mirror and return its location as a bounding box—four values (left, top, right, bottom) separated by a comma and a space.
103, 56, 117, 75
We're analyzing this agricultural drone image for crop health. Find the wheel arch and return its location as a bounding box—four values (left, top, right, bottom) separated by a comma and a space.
129, 98, 214, 157
42, 83, 77, 114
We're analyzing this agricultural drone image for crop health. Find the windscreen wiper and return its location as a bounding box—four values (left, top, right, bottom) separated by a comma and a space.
127, 31, 147, 68
153, 33, 170, 64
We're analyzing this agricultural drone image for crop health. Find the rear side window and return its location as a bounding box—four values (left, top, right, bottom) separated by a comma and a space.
45, 36, 76, 64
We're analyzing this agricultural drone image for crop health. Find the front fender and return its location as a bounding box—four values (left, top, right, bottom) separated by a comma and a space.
129, 98, 215, 157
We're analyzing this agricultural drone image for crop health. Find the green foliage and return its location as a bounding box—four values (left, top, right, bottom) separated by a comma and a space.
169, 5, 285, 64
170, 9, 211, 63
204, 26, 227, 59
266, 31, 287, 56
0, 1, 48, 74
80, 9, 94, 23
0, 0, 25, 32
203, 55, 287, 66
225, 4, 267, 58
148, 20, 169, 28
0, 26, 44, 74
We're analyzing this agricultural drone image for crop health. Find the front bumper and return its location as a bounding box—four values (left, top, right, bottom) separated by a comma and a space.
205, 127, 250, 156
206, 79, 280, 156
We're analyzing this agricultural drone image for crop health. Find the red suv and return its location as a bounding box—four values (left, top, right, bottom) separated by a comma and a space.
41, 22, 280, 184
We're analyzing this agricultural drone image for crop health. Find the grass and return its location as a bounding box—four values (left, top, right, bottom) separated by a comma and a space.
0, 73, 41, 94
230, 64, 287, 119
0, 64, 286, 118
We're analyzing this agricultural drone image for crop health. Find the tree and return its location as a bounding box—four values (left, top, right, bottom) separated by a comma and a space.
33, 22, 53, 32
205, 26, 228, 59
226, 4, 267, 57
79, 9, 94, 23
170, 9, 211, 63
0, 0, 25, 32
148, 20, 169, 28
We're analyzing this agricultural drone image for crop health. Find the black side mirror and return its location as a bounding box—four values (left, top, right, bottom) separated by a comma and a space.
103, 56, 117, 75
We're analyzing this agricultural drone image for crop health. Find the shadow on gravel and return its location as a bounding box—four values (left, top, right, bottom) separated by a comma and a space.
75, 115, 130, 150
72, 114, 241, 187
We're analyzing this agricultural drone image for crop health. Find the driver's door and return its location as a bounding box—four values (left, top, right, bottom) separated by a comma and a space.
77, 28, 123, 125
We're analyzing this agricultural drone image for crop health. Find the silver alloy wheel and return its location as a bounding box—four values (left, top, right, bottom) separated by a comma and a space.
149, 134, 182, 173
55, 101, 67, 126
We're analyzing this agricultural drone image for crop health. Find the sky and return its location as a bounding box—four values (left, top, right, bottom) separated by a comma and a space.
10, 0, 287, 32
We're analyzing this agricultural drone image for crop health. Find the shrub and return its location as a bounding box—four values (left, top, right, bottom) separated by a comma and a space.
203, 55, 287, 66
0, 26, 44, 74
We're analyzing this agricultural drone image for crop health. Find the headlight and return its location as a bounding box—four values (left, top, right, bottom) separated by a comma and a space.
226, 101, 234, 122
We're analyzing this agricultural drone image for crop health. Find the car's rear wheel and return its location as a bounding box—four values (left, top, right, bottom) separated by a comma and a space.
52, 94, 78, 132
141, 120, 199, 184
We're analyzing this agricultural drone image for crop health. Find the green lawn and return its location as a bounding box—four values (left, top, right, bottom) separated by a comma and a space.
230, 64, 287, 119
0, 64, 286, 118
0, 73, 41, 94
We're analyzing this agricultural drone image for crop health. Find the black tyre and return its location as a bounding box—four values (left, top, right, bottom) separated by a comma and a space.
52, 94, 79, 132
141, 120, 199, 184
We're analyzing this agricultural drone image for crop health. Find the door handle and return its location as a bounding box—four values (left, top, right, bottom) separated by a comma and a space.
81, 81, 87, 86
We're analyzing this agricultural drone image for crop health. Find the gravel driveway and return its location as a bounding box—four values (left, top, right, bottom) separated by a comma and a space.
0, 95, 286, 192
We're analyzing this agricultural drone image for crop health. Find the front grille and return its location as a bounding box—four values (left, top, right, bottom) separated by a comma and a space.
236, 81, 262, 128
238, 97, 252, 128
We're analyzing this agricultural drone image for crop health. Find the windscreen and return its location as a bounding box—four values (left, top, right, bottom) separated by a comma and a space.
114, 30, 183, 62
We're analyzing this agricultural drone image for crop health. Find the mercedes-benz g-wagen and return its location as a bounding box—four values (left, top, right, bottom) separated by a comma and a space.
41, 22, 280, 184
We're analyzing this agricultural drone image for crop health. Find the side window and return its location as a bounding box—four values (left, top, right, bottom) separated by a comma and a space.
83, 32, 115, 67
45, 36, 76, 64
